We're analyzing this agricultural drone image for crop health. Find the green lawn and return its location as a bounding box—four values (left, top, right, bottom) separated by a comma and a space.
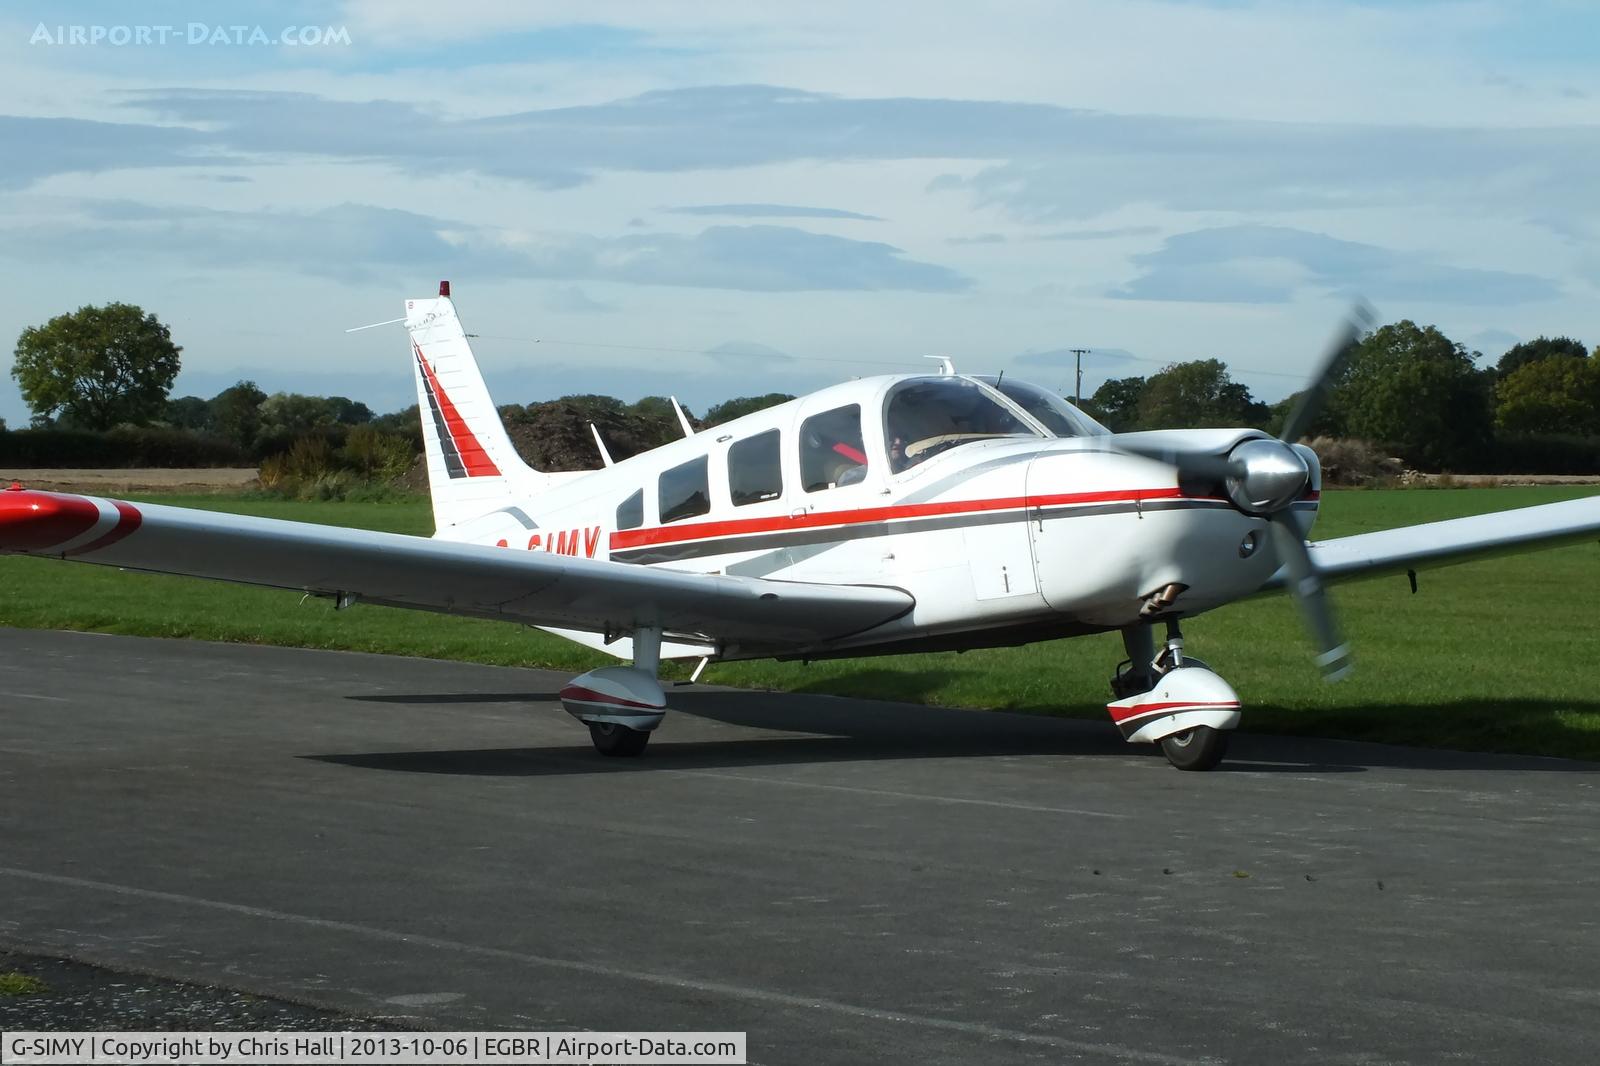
4, 487, 1598, 760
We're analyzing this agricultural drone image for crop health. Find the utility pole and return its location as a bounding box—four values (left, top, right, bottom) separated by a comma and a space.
1069, 348, 1090, 406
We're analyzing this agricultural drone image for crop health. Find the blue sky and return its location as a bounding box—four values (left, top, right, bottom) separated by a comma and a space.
1, 1, 1596, 423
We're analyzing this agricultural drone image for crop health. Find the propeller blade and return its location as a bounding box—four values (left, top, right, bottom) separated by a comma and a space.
1276, 301, 1378, 445
1267, 515, 1351, 681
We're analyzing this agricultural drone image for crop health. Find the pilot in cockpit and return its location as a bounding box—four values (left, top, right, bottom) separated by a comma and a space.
888, 435, 909, 473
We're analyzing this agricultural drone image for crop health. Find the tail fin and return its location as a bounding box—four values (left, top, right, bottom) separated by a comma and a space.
405, 281, 558, 531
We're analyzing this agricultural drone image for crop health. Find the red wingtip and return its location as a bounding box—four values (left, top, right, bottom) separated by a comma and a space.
0, 490, 101, 552
439, 280, 451, 297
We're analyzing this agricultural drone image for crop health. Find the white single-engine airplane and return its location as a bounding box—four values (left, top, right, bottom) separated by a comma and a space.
5, 283, 1599, 770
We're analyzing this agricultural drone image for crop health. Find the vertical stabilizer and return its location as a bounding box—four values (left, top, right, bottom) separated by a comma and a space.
405, 282, 552, 531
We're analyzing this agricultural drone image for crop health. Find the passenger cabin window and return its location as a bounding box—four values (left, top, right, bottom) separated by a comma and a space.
658, 456, 710, 524
616, 489, 643, 530
800, 405, 869, 492
728, 429, 783, 506
884, 377, 1036, 474
975, 376, 1108, 438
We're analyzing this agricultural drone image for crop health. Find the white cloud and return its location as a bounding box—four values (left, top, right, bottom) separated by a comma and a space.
0, 199, 969, 293
3, 2, 1597, 428
1111, 225, 1560, 306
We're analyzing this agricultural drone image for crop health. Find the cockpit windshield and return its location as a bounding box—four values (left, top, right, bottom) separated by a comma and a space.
883, 376, 1038, 473
975, 376, 1108, 438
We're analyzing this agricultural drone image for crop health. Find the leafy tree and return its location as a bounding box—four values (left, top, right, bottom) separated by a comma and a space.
371, 404, 421, 440
1334, 320, 1493, 469
164, 395, 214, 432
631, 395, 696, 445
210, 381, 267, 450
1495, 356, 1600, 436
1085, 376, 1146, 431
1497, 335, 1587, 377
257, 393, 337, 439
1265, 389, 1343, 440
340, 424, 417, 481
326, 396, 374, 425
1136, 359, 1268, 430
11, 303, 182, 429
704, 393, 795, 426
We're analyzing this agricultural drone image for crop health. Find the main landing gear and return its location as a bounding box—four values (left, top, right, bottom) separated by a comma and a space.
1108, 620, 1241, 771
560, 626, 666, 758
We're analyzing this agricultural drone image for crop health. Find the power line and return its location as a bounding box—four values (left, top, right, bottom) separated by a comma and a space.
467, 333, 927, 371
468, 332, 1314, 386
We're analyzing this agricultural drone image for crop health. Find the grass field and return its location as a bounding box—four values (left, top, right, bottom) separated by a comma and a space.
4, 487, 1599, 761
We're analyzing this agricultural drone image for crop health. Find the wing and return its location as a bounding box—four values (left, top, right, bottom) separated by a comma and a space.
0, 489, 912, 654
1261, 495, 1600, 590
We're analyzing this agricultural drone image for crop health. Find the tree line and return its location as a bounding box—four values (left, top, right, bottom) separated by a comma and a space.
7, 304, 1599, 485
1082, 324, 1597, 471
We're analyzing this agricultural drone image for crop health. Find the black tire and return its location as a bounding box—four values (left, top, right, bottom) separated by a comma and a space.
1160, 725, 1229, 771
588, 721, 650, 757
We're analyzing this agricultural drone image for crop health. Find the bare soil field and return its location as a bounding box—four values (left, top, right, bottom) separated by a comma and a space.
0, 468, 258, 494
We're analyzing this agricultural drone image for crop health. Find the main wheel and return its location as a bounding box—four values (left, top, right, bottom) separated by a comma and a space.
1160, 725, 1229, 771
588, 721, 651, 757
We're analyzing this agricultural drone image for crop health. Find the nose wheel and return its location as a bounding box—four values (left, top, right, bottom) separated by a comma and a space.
1109, 621, 1241, 771
1158, 725, 1230, 771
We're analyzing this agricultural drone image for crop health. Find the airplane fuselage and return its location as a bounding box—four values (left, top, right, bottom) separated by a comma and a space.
440, 374, 1318, 662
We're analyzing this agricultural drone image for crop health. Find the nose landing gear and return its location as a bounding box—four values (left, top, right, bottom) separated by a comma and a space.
1109, 620, 1240, 771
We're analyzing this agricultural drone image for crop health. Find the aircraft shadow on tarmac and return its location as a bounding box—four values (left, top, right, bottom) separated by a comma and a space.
321, 686, 1598, 777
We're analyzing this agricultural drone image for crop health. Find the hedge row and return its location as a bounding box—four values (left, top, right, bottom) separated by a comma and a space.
0, 427, 248, 468
3, 425, 1596, 476
1477, 434, 1600, 475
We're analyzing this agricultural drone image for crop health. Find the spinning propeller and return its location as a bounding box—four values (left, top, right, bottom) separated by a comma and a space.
1113, 305, 1376, 679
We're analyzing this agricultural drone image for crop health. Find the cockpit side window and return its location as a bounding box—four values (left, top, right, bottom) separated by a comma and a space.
976, 376, 1108, 438
616, 489, 643, 530
800, 405, 868, 492
659, 456, 710, 524
728, 429, 783, 506
883, 377, 1036, 473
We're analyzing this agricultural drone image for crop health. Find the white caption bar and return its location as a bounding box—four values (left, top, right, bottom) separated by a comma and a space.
1, 1032, 746, 1065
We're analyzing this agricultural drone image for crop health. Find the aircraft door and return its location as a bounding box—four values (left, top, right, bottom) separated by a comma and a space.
1025, 450, 1071, 610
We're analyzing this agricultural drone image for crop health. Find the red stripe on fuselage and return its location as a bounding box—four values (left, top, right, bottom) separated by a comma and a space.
413, 341, 501, 478
609, 486, 1200, 552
